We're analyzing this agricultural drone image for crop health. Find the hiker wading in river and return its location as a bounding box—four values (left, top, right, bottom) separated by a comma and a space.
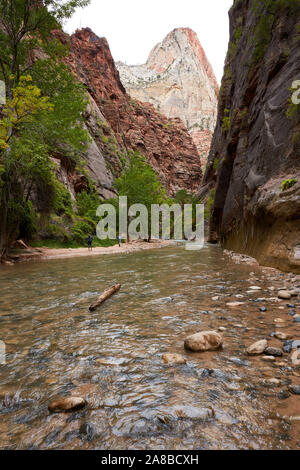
87, 235, 93, 252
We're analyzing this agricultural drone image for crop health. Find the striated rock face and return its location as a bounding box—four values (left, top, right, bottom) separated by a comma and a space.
63, 28, 202, 196
117, 28, 219, 166
200, 0, 300, 273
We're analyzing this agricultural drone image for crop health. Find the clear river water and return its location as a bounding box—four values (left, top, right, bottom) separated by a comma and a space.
0, 244, 299, 449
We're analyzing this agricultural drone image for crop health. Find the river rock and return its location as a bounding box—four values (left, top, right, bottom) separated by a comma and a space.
274, 332, 291, 340
278, 291, 292, 300
291, 350, 300, 366
226, 302, 244, 307
265, 347, 283, 357
184, 331, 223, 352
288, 385, 300, 395
162, 353, 186, 365
246, 339, 268, 355
48, 397, 86, 413
262, 356, 276, 361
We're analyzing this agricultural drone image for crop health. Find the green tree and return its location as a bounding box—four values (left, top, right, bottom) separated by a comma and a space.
114, 151, 167, 240
0, 0, 90, 259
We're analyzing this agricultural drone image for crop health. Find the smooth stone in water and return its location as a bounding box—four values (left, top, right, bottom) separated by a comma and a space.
184, 331, 223, 352
262, 356, 276, 361
291, 350, 300, 366
278, 291, 291, 300
274, 332, 290, 340
48, 397, 86, 413
226, 302, 244, 307
247, 339, 268, 356
265, 347, 283, 357
288, 385, 300, 395
162, 353, 186, 365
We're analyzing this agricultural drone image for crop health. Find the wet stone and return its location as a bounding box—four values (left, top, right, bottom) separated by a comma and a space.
265, 347, 283, 357
288, 385, 300, 395
278, 390, 291, 400
284, 341, 293, 353
260, 307, 267, 312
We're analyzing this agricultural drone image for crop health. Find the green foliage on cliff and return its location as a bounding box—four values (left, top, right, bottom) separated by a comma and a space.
251, 0, 300, 64
281, 179, 297, 191
221, 109, 231, 134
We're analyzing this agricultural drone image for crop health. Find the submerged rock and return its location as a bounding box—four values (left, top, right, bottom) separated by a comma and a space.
162, 353, 186, 365
184, 331, 223, 352
48, 397, 86, 413
278, 291, 292, 300
288, 385, 300, 395
291, 350, 300, 366
247, 339, 268, 356
274, 332, 291, 340
265, 347, 283, 357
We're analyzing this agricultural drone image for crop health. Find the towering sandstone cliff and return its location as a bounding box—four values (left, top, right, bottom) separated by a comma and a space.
54, 28, 202, 197
200, 0, 300, 273
117, 28, 219, 166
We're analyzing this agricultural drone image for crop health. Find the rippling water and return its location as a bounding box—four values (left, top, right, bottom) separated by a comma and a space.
0, 244, 299, 449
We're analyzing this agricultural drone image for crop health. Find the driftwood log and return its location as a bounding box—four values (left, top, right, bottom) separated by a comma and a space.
89, 284, 121, 311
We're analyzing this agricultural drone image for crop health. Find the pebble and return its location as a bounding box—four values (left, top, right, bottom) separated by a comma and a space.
162, 353, 186, 365
48, 397, 86, 413
278, 390, 290, 400
226, 302, 244, 307
267, 378, 281, 386
262, 356, 276, 361
218, 327, 227, 332
274, 332, 290, 340
294, 317, 300, 323
265, 347, 283, 357
247, 339, 268, 355
278, 291, 292, 300
260, 307, 267, 312
291, 350, 300, 365
288, 385, 300, 395
287, 304, 296, 308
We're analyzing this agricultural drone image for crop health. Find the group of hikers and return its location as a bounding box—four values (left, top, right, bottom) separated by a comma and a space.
86, 235, 122, 251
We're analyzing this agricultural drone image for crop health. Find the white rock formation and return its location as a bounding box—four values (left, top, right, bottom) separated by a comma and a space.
117, 28, 219, 166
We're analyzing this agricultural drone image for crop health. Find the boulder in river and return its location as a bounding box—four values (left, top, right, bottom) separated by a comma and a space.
184, 331, 223, 352
162, 353, 186, 365
48, 396, 86, 413
278, 291, 292, 300
246, 339, 268, 355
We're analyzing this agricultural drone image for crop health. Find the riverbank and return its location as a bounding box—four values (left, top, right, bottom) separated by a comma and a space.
2, 240, 173, 264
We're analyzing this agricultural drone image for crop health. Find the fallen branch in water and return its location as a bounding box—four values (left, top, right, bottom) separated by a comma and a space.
89, 284, 121, 311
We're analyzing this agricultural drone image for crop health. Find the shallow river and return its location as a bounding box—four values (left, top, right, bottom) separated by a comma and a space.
0, 244, 299, 449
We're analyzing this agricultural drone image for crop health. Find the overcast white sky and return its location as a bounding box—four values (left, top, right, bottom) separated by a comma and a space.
65, 0, 234, 84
